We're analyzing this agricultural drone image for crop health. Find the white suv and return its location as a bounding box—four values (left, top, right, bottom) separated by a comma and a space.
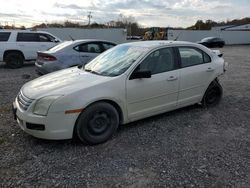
0, 30, 61, 68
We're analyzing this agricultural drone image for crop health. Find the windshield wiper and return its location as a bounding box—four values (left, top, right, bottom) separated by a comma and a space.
84, 68, 91, 72
90, 70, 101, 75
84, 68, 101, 75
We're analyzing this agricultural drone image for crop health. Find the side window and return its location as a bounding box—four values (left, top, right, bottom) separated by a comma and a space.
179, 47, 210, 68
102, 43, 115, 51
213, 38, 220, 42
17, 33, 38, 42
88, 43, 101, 53
137, 48, 175, 75
38, 33, 54, 42
0, 32, 11, 41
46, 34, 56, 41
75, 44, 88, 52
76, 43, 102, 53
203, 52, 211, 63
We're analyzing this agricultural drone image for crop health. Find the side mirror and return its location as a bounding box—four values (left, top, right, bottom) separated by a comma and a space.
53, 39, 60, 43
130, 70, 151, 80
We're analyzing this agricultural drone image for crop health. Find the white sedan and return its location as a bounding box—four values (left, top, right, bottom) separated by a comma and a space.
13, 41, 227, 144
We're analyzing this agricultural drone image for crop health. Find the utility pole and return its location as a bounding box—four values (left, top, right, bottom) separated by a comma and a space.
87, 12, 92, 26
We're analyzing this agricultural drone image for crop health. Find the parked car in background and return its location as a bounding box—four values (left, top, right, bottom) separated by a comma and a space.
13, 41, 227, 144
0, 30, 61, 68
198, 37, 225, 48
35, 39, 117, 74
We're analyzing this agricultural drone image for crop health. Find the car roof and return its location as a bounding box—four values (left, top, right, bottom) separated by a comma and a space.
71, 39, 117, 44
0, 29, 50, 34
122, 40, 197, 49
202, 36, 223, 40
203, 37, 217, 40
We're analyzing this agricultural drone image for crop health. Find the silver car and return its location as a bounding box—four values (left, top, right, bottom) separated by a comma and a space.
35, 39, 116, 74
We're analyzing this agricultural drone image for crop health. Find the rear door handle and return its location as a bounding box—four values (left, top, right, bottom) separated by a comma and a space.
167, 76, 178, 81
206, 67, 214, 72
81, 55, 89, 58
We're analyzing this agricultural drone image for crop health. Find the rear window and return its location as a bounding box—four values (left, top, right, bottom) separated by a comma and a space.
48, 41, 73, 52
0, 32, 11, 41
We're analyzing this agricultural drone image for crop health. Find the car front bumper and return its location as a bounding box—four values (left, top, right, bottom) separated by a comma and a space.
13, 98, 79, 140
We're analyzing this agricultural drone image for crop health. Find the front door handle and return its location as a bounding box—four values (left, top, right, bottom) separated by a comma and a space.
167, 76, 178, 81
81, 55, 89, 58
206, 67, 214, 72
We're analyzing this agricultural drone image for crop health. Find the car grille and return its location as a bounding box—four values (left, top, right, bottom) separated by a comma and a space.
17, 91, 34, 111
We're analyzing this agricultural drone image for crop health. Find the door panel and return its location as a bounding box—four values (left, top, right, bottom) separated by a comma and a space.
127, 70, 179, 120
126, 47, 179, 121
16, 42, 37, 59
178, 64, 215, 106
79, 52, 98, 64
177, 47, 215, 107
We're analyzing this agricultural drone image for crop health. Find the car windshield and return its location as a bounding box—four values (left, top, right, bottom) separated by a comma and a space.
48, 41, 73, 52
84, 44, 150, 77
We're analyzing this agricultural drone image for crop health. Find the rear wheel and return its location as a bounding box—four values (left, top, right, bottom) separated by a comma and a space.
76, 102, 119, 145
202, 80, 223, 107
5, 52, 24, 68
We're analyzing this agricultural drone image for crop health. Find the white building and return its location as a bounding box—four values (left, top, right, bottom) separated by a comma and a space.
221, 24, 250, 31
168, 23, 250, 45
40, 28, 127, 44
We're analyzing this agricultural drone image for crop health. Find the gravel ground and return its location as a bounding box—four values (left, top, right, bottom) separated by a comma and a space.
0, 46, 250, 187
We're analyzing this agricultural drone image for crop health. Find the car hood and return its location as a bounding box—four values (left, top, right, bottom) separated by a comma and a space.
22, 67, 112, 99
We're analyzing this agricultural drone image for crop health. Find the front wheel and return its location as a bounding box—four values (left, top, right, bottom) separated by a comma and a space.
76, 102, 119, 145
202, 80, 223, 107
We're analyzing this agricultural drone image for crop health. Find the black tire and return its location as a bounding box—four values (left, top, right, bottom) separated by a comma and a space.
76, 102, 119, 145
202, 80, 223, 107
5, 52, 24, 69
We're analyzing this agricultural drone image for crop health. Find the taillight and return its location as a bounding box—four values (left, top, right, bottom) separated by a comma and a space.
43, 55, 57, 61
38, 53, 57, 61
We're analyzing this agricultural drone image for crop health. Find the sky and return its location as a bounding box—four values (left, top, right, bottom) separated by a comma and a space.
0, 0, 249, 28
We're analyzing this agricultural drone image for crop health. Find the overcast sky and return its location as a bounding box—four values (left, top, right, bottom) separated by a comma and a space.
0, 0, 249, 27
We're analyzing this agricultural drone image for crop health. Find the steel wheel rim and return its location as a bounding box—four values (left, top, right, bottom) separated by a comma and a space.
206, 88, 219, 104
87, 111, 111, 136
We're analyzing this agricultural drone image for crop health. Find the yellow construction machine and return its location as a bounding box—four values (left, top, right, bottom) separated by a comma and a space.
143, 27, 167, 40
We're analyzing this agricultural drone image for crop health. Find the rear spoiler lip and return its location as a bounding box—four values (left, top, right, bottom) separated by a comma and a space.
212, 50, 223, 57
37, 51, 53, 56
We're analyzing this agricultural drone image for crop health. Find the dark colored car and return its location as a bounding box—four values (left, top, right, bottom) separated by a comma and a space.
198, 37, 225, 48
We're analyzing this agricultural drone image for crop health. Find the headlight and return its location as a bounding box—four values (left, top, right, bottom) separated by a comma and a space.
33, 96, 61, 116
